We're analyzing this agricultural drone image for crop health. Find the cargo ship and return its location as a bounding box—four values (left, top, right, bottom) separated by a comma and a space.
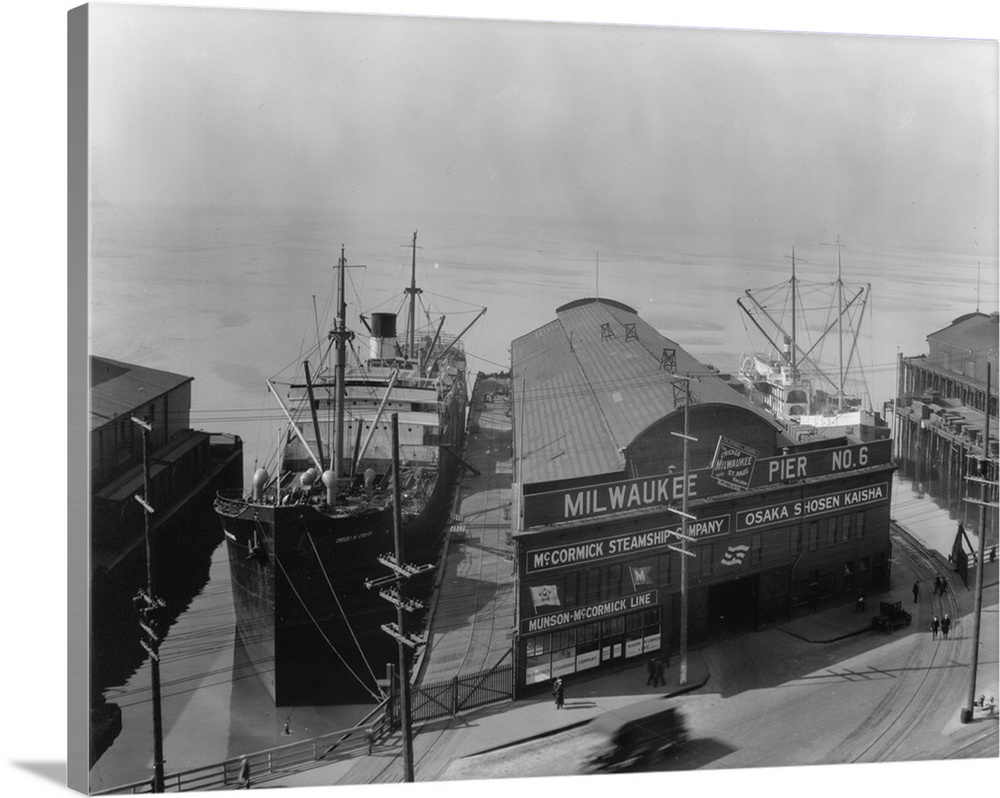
736, 243, 889, 443
214, 233, 484, 705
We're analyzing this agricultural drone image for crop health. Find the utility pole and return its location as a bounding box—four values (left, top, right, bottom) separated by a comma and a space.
667, 377, 698, 685
391, 413, 415, 782
131, 416, 165, 792
962, 363, 996, 722
366, 413, 434, 780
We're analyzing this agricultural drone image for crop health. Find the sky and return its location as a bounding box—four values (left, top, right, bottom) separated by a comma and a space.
88, 3, 998, 253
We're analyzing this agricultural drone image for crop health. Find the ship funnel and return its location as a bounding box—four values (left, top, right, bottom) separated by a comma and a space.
252, 468, 270, 501
370, 313, 398, 361
322, 469, 337, 505
364, 467, 377, 501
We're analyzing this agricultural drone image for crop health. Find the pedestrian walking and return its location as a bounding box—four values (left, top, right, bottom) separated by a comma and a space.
941, 614, 951, 639
654, 656, 666, 687
646, 656, 657, 686
552, 677, 565, 709
912, 580, 920, 603
238, 756, 251, 789
931, 616, 939, 640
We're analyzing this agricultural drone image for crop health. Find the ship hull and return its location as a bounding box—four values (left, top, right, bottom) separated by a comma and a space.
216, 410, 464, 706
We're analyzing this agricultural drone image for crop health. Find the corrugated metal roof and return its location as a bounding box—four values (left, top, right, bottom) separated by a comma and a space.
928, 312, 1000, 357
512, 297, 774, 486
90, 356, 192, 431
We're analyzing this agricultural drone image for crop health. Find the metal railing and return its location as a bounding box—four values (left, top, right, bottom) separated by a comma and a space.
409, 648, 515, 723
94, 700, 392, 794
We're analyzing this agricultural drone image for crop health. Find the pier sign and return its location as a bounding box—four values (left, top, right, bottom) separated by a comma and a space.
522, 590, 658, 633
711, 436, 758, 491
735, 481, 890, 532
525, 515, 730, 573
521, 439, 891, 528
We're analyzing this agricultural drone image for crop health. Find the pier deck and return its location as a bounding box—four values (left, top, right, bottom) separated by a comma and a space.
416, 374, 517, 684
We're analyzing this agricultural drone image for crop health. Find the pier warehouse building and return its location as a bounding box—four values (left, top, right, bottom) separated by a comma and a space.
894, 311, 999, 545
510, 298, 896, 687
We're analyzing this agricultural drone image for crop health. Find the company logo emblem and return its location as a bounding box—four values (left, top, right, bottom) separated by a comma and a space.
720, 544, 750, 567
629, 565, 653, 590
530, 584, 561, 611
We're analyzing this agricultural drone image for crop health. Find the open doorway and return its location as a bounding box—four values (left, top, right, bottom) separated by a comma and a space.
707, 575, 758, 637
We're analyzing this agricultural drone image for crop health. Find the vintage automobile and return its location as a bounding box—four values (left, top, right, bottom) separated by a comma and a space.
583, 698, 687, 772
871, 600, 912, 633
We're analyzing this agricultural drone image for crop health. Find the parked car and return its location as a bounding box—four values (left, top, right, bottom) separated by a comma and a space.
871, 600, 912, 633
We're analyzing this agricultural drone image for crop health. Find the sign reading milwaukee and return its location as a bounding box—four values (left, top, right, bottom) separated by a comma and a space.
523, 590, 658, 634
521, 439, 891, 528
526, 515, 729, 573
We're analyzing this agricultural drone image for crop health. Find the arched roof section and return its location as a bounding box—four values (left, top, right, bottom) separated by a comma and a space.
511, 297, 780, 486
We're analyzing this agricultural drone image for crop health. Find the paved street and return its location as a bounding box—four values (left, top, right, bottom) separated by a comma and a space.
270, 522, 997, 788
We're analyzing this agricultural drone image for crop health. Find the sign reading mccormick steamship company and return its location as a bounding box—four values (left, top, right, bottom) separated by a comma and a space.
521, 438, 892, 529
526, 515, 730, 574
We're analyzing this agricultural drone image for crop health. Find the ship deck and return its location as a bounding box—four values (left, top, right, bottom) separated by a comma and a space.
414, 374, 517, 685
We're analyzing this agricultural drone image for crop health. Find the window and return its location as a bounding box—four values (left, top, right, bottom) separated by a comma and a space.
657, 554, 671, 586
698, 544, 713, 578
808, 521, 820, 551
844, 560, 855, 591
854, 512, 865, 538
604, 563, 621, 599
827, 517, 838, 547
564, 572, 579, 606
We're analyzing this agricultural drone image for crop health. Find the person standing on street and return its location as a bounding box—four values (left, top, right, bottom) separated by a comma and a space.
912, 581, 920, 603
654, 656, 666, 687
941, 614, 951, 639
552, 677, 565, 709
931, 616, 939, 640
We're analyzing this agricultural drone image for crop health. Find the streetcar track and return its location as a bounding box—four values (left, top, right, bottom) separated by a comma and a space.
846, 528, 963, 763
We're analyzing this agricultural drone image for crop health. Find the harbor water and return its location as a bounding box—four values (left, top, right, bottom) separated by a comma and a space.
88, 204, 997, 787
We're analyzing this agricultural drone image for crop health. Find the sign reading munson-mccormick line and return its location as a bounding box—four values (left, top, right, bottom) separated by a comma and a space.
521, 439, 892, 529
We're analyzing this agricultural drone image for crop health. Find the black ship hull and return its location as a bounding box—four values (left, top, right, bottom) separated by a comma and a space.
215, 426, 463, 706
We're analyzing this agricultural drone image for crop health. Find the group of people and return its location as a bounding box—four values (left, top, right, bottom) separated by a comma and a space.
930, 613, 952, 640
915, 576, 949, 602
646, 655, 668, 687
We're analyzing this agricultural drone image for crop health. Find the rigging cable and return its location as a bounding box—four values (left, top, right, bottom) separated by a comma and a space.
306, 530, 386, 698
272, 552, 383, 701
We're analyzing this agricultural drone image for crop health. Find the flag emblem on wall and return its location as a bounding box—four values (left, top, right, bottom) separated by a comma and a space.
530, 584, 561, 611
720, 545, 750, 567
629, 566, 653, 590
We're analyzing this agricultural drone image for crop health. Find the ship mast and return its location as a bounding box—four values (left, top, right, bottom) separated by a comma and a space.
790, 248, 797, 380
819, 237, 848, 411
404, 231, 422, 367
330, 244, 359, 479
837, 242, 844, 411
